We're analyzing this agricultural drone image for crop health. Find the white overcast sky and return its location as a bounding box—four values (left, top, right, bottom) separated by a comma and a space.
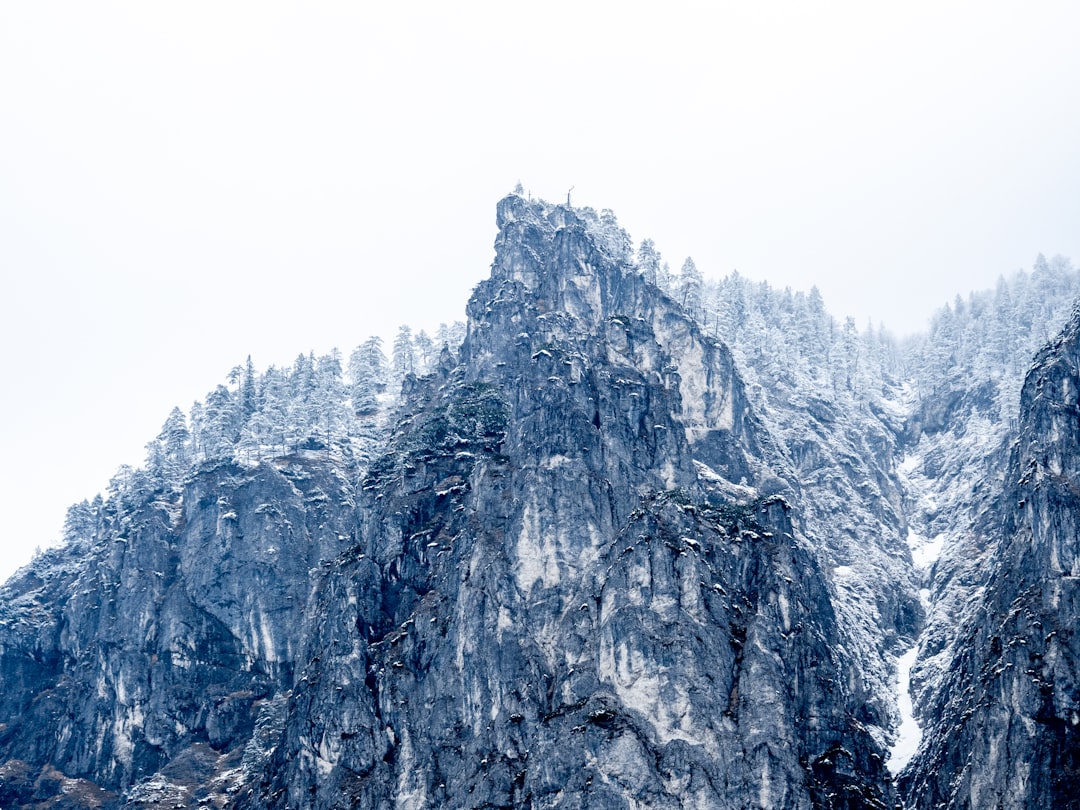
2, 1, 1079, 581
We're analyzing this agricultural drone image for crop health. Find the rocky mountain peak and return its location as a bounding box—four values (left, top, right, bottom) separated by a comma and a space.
475, 193, 779, 496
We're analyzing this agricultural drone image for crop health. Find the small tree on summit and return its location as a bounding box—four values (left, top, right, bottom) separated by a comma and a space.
837, 316, 861, 393
657, 260, 674, 296
228, 355, 258, 418
414, 330, 436, 375
198, 384, 240, 458
63, 499, 98, 546
311, 351, 349, 446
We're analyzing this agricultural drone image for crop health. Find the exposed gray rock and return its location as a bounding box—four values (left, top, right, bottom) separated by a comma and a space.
0, 458, 356, 805
0, 195, 894, 807
901, 306, 1080, 808
237, 196, 890, 809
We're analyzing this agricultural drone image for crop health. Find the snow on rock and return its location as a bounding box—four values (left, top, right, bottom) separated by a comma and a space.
907, 530, 945, 571
887, 645, 922, 774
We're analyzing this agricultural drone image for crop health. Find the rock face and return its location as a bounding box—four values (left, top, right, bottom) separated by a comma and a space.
0, 196, 893, 808
0, 457, 355, 807
901, 306, 1080, 809
242, 196, 891, 809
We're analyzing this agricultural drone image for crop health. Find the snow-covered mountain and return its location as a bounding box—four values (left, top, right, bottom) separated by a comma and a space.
1, 193, 1078, 808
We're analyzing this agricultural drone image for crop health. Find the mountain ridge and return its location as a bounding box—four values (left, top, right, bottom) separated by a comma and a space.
2, 193, 1079, 809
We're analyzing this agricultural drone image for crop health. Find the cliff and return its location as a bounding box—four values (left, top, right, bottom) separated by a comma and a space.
242, 196, 892, 808
901, 305, 1080, 808
0, 196, 893, 808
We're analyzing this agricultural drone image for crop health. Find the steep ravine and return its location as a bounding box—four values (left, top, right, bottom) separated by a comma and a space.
899, 305, 1080, 809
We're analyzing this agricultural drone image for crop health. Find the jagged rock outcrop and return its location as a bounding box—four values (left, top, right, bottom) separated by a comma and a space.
243, 196, 892, 809
900, 306, 1080, 808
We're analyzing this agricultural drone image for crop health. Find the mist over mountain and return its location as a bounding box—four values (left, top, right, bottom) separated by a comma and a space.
2, 194, 1079, 809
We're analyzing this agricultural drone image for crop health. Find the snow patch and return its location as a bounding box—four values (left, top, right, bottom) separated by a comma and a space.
907, 531, 945, 570
887, 645, 922, 774
541, 454, 575, 469
496, 606, 514, 641
777, 590, 791, 633
899, 453, 921, 475
693, 460, 757, 503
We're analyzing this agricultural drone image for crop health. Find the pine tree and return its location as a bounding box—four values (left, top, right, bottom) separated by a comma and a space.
596, 209, 632, 262
637, 239, 662, 286
446, 321, 467, 348
392, 325, 416, 380
269, 366, 301, 453
312, 350, 349, 447
157, 406, 191, 485
716, 271, 748, 332
837, 316, 860, 394
435, 323, 452, 349
200, 384, 240, 459
63, 499, 97, 546
678, 257, 703, 316
657, 261, 673, 296
349, 336, 388, 415
238, 410, 273, 463
188, 401, 205, 461
288, 353, 319, 441
414, 330, 436, 375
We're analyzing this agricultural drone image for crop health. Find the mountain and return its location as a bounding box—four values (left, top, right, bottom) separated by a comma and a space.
0, 192, 1078, 809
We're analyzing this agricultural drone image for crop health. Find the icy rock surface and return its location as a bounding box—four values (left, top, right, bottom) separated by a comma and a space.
0, 458, 356, 806
901, 306, 1080, 808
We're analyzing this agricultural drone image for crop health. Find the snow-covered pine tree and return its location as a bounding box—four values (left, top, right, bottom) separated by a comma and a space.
145, 407, 191, 489
349, 336, 388, 416
392, 325, 416, 380
637, 238, 662, 287
311, 350, 349, 448
414, 330, 436, 375
197, 384, 241, 460
678, 257, 703, 317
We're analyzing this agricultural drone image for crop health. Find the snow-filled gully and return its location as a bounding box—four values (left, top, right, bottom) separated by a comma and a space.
886, 555, 940, 776
887, 645, 921, 774
886, 537, 940, 775
887, 447, 948, 777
